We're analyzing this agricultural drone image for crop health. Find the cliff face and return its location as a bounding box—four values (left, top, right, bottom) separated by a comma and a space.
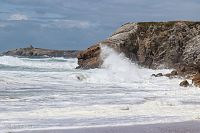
77, 21, 200, 73
2, 46, 79, 58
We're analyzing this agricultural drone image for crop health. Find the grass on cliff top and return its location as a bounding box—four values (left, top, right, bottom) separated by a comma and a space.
137, 21, 199, 28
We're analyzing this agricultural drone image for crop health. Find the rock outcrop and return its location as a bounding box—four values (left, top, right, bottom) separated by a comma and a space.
77, 44, 101, 69
192, 73, 200, 87
77, 21, 200, 71
2, 45, 79, 58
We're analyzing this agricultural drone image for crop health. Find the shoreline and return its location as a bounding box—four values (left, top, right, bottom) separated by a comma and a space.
15, 121, 200, 133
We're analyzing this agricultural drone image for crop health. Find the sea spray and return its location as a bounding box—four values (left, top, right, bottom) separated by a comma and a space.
80, 45, 142, 83
0, 54, 200, 132
100, 45, 141, 81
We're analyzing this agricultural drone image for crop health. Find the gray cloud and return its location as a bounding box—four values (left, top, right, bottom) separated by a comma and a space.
40, 19, 94, 29
8, 13, 28, 21
0, 0, 200, 52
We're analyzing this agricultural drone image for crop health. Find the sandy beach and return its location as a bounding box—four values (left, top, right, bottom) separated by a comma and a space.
15, 121, 200, 133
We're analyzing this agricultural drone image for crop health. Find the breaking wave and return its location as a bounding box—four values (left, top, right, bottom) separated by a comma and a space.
0, 56, 78, 72
0, 47, 199, 132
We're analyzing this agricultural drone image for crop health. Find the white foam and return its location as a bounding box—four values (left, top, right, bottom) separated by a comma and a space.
0, 56, 78, 70
0, 48, 200, 132
78, 45, 170, 84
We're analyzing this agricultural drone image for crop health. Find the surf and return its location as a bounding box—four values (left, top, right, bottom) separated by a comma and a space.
0, 46, 199, 133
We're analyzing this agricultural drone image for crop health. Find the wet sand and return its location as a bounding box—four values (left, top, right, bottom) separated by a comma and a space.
15, 121, 200, 133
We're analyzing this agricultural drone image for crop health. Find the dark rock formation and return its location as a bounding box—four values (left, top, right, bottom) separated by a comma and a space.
77, 21, 200, 71
77, 21, 200, 86
179, 80, 189, 87
77, 21, 200, 87
151, 73, 163, 77
152, 70, 180, 79
2, 46, 79, 58
77, 44, 102, 69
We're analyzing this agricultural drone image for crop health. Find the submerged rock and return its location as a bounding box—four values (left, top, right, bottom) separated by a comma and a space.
2, 46, 79, 58
153, 70, 179, 78
179, 80, 189, 87
164, 70, 178, 78
151, 73, 163, 77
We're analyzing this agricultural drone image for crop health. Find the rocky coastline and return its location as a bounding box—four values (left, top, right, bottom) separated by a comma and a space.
77, 21, 200, 87
1, 45, 79, 58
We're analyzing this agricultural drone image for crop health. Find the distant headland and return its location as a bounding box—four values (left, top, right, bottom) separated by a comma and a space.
1, 45, 80, 58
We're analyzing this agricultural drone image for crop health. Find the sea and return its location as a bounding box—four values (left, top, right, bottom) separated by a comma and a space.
1, 46, 200, 133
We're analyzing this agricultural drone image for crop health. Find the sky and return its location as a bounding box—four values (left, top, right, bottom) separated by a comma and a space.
0, 0, 200, 52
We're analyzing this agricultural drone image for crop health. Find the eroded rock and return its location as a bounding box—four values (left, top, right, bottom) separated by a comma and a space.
77, 21, 200, 71
77, 21, 200, 87
76, 44, 102, 69
192, 73, 200, 87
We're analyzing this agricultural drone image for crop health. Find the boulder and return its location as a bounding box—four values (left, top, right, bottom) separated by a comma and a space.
179, 80, 189, 87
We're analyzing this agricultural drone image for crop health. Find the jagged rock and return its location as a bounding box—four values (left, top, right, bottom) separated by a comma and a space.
179, 80, 189, 87
76, 44, 102, 69
183, 35, 200, 69
77, 21, 200, 88
192, 73, 200, 87
77, 21, 200, 72
2, 46, 79, 58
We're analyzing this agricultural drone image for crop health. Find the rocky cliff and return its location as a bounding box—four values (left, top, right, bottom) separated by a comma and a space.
2, 45, 79, 58
77, 21, 200, 86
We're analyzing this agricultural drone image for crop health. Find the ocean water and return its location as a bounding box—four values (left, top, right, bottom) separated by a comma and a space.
1, 46, 200, 132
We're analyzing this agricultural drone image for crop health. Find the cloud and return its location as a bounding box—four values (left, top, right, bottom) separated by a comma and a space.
41, 19, 93, 29
0, 0, 200, 52
8, 13, 28, 21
